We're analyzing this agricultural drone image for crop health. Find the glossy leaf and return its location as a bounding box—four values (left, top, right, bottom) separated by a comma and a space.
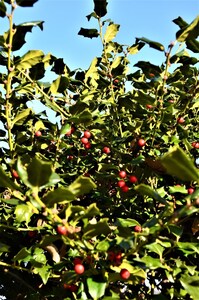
104, 23, 120, 44
94, 0, 108, 18
161, 146, 199, 181
15, 50, 44, 70
43, 187, 76, 207
83, 219, 111, 239
136, 37, 165, 51
12, 108, 32, 126
69, 175, 97, 197
9, 21, 44, 51
16, 0, 38, 7
175, 15, 199, 42
78, 28, 99, 39
0, 2, 6, 18
135, 184, 167, 204
87, 277, 106, 300
180, 275, 199, 300
14, 204, 33, 225
50, 75, 69, 94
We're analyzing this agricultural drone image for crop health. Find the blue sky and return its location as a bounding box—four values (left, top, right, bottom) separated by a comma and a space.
4, 0, 198, 71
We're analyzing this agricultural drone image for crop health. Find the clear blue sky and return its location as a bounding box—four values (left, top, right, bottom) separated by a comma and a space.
4, 0, 198, 71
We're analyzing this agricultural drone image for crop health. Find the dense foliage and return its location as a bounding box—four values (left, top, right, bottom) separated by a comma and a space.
0, 0, 199, 299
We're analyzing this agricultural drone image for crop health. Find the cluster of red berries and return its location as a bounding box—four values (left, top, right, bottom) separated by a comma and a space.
117, 170, 138, 192
81, 130, 92, 149
192, 141, 199, 149
108, 250, 123, 266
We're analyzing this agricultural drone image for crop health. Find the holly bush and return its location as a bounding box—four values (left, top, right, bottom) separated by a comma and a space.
0, 1, 199, 299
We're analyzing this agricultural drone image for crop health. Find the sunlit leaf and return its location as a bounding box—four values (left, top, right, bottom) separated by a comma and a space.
87, 277, 106, 300
104, 23, 120, 44
69, 175, 96, 197
14, 204, 33, 225
161, 146, 199, 181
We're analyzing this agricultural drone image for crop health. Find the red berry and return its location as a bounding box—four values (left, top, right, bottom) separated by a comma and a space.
74, 264, 85, 275
137, 139, 146, 147
120, 268, 130, 280
121, 185, 129, 192
65, 126, 75, 136
134, 225, 142, 232
118, 170, 126, 179
84, 142, 91, 149
115, 252, 122, 260
177, 117, 185, 124
57, 225, 68, 236
187, 188, 195, 195
35, 131, 42, 137
103, 146, 111, 154
146, 104, 153, 109
81, 137, 89, 144
114, 79, 119, 84
149, 73, 155, 77
83, 130, 91, 139
63, 284, 78, 292
28, 231, 36, 238
73, 257, 82, 265
117, 180, 126, 188
108, 251, 115, 261
12, 170, 19, 178
192, 142, 199, 149
129, 175, 138, 183
67, 155, 74, 160
69, 284, 78, 292
192, 142, 196, 148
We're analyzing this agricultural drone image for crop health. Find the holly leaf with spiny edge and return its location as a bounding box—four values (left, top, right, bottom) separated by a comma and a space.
16, 0, 38, 7
78, 28, 99, 39
94, 0, 108, 18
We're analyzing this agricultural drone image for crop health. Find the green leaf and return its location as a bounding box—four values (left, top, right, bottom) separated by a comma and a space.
169, 185, 187, 194
135, 256, 167, 269
104, 23, 120, 44
14, 204, 33, 225
17, 156, 60, 189
176, 242, 199, 255
180, 275, 199, 300
83, 219, 111, 239
136, 37, 165, 51
94, 0, 108, 18
43, 187, 76, 207
134, 184, 167, 204
145, 242, 164, 259
115, 218, 140, 227
161, 146, 199, 181
10, 21, 44, 51
176, 15, 199, 42
87, 277, 106, 300
13, 247, 32, 263
32, 248, 47, 265
0, 165, 21, 191
127, 41, 145, 54
12, 108, 32, 126
0, 242, 10, 253
0, 2, 6, 18
68, 175, 96, 197
15, 50, 44, 70
60, 123, 71, 137
78, 28, 99, 39
33, 265, 51, 285
96, 240, 110, 251
16, 0, 38, 7
50, 75, 69, 94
